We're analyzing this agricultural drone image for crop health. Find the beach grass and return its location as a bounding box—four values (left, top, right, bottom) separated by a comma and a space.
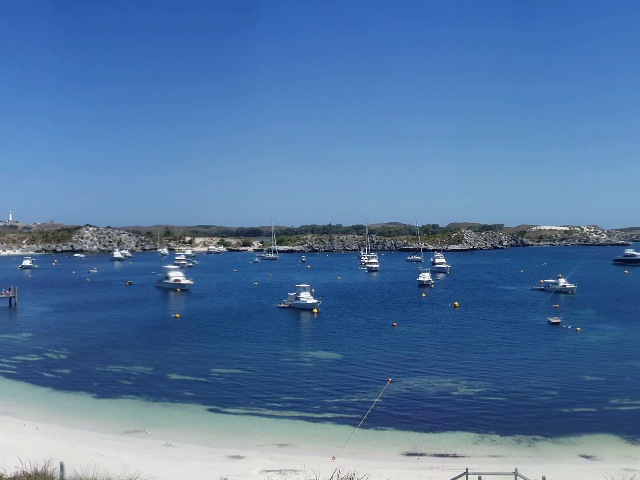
0, 461, 143, 480
0, 461, 370, 480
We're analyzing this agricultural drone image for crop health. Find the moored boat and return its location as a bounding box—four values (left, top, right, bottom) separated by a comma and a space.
18, 257, 35, 269
155, 265, 194, 290
417, 269, 434, 286
279, 284, 320, 310
111, 250, 125, 261
430, 252, 450, 273
532, 274, 577, 294
263, 224, 279, 260
406, 222, 424, 262
613, 248, 640, 265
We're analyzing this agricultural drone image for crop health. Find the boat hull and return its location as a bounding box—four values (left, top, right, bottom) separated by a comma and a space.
430, 266, 450, 273
613, 258, 640, 265
155, 281, 192, 290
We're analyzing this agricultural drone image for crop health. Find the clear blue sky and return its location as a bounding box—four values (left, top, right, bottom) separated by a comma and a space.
2, 1, 639, 229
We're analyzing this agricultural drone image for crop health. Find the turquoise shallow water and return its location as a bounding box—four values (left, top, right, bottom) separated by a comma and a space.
0, 245, 639, 440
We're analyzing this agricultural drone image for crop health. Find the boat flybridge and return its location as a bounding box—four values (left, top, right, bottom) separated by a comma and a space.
532, 274, 577, 294
18, 257, 35, 269
613, 248, 640, 265
155, 265, 194, 290
430, 252, 450, 273
279, 284, 321, 310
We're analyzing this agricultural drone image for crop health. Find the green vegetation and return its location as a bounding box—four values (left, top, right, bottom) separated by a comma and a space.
27, 227, 81, 245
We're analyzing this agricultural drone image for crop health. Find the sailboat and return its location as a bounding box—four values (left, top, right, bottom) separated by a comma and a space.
263, 224, 279, 260
406, 222, 424, 262
359, 223, 379, 271
156, 232, 169, 256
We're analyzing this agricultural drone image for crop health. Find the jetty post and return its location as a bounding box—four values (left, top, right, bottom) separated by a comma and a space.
1, 286, 17, 307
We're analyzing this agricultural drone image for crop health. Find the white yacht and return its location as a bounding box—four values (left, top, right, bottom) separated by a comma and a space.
406, 222, 424, 262
175, 247, 196, 257
73, 253, 85, 258
365, 253, 380, 272
174, 254, 188, 268
417, 269, 434, 286
207, 245, 226, 254
263, 224, 279, 260
430, 252, 450, 273
155, 265, 194, 290
613, 248, 640, 265
111, 250, 125, 261
18, 257, 35, 269
532, 274, 577, 294
157, 247, 169, 256
279, 284, 320, 310
120, 249, 132, 258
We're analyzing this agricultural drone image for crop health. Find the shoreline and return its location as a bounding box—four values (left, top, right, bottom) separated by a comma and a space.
0, 377, 638, 479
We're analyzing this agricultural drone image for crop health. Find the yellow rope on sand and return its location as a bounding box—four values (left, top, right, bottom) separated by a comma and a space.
332, 377, 393, 461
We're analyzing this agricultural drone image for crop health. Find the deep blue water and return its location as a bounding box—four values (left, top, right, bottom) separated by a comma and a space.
1, 246, 639, 440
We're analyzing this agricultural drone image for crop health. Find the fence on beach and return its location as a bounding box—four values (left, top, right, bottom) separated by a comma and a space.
450, 468, 546, 480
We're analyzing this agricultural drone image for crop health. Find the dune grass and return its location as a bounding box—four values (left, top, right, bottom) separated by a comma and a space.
0, 461, 143, 480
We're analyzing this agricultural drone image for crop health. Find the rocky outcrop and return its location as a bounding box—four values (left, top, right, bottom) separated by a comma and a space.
33, 226, 155, 253
444, 230, 531, 250
3, 223, 635, 254
524, 225, 631, 246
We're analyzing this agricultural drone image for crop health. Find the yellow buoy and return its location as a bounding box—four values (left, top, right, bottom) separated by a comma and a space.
422, 292, 426, 297
337, 276, 341, 280
312, 308, 318, 314
173, 314, 181, 319
307, 265, 311, 269
576, 327, 581, 332
453, 301, 459, 308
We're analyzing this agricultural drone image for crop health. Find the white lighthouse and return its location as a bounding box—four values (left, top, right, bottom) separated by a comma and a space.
8, 211, 12, 223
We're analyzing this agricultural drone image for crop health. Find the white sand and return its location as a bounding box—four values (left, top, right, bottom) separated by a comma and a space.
0, 378, 638, 479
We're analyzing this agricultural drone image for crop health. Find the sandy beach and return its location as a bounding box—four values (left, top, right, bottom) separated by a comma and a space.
0, 377, 638, 480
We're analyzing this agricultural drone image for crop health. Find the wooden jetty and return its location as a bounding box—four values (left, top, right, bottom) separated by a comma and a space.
1, 286, 18, 307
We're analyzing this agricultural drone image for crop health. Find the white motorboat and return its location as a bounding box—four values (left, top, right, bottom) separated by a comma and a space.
155, 265, 194, 290
175, 247, 195, 257
406, 222, 424, 262
157, 247, 169, 256
263, 224, 279, 260
174, 254, 188, 268
300, 255, 307, 263
365, 253, 379, 272
207, 245, 225, 254
111, 250, 125, 261
430, 252, 450, 273
417, 269, 434, 286
279, 284, 320, 310
120, 249, 132, 258
73, 253, 85, 258
613, 248, 640, 265
18, 257, 35, 269
532, 274, 577, 294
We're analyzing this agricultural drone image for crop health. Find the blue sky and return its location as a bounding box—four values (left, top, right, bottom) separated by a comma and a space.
2, 1, 639, 229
